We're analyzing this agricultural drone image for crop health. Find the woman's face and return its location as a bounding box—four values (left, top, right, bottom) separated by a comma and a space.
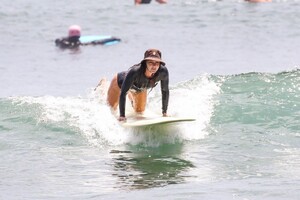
146, 60, 160, 74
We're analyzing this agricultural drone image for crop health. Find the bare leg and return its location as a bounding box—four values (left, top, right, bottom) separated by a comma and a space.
156, 0, 167, 3
107, 75, 120, 110
129, 90, 147, 114
245, 0, 271, 2
134, 0, 141, 4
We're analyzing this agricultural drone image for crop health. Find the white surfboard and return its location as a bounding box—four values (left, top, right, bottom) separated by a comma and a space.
121, 116, 196, 128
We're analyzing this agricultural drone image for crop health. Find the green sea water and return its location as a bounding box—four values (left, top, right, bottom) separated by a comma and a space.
1, 70, 299, 199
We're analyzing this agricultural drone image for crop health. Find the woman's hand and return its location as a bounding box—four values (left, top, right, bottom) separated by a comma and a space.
118, 116, 127, 122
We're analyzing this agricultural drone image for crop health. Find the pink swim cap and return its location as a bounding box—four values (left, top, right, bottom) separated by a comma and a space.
68, 25, 81, 37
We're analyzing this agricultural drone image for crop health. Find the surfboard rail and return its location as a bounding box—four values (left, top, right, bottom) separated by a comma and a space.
121, 116, 196, 128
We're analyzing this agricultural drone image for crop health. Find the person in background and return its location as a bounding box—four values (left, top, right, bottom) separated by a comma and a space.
55, 25, 81, 49
55, 25, 121, 49
106, 49, 169, 121
245, 0, 272, 2
135, 0, 167, 5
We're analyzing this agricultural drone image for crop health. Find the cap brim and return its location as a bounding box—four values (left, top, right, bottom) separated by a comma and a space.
143, 58, 165, 66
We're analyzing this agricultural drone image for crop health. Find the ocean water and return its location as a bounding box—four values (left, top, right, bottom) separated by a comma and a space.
1, 0, 299, 199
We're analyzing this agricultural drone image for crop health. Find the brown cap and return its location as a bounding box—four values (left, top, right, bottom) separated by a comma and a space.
142, 49, 165, 66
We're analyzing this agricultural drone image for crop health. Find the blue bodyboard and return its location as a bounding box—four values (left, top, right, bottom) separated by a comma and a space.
79, 35, 121, 45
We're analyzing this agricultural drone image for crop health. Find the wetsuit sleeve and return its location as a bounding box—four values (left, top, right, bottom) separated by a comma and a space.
55, 37, 80, 49
55, 38, 68, 48
119, 69, 137, 117
161, 68, 169, 114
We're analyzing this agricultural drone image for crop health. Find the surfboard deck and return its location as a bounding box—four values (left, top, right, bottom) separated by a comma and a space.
79, 35, 121, 45
121, 116, 196, 128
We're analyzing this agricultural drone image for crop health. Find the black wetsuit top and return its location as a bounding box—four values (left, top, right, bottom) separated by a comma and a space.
55, 36, 81, 49
117, 62, 169, 117
140, 0, 152, 3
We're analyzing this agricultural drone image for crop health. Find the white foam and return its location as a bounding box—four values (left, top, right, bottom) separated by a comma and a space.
12, 94, 126, 148
11, 74, 221, 147
147, 74, 221, 140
